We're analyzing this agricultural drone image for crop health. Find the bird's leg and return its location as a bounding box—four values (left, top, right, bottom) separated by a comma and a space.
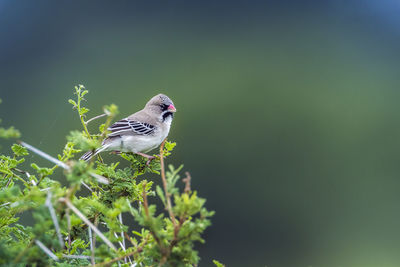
135, 152, 155, 166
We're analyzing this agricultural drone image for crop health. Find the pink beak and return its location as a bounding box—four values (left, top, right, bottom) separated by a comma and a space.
168, 104, 176, 112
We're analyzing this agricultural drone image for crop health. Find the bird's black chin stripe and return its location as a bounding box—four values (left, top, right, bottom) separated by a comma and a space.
162, 111, 173, 121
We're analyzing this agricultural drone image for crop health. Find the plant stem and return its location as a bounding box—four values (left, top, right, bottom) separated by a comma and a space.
85, 113, 107, 125
80, 114, 91, 138
142, 183, 163, 250
142, 182, 150, 218
159, 140, 177, 227
183, 172, 192, 193
66, 208, 71, 250
12, 172, 29, 187
76, 87, 91, 138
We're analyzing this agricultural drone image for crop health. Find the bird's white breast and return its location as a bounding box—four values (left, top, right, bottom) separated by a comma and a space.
106, 118, 171, 153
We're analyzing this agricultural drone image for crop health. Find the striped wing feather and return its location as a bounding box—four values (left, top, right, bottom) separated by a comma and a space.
107, 119, 155, 137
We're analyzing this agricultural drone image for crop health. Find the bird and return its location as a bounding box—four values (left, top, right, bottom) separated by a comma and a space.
80, 93, 176, 162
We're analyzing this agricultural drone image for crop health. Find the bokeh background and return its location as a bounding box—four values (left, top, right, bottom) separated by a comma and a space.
1, 0, 400, 266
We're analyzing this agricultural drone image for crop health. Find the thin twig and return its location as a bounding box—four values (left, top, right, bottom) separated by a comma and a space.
141, 183, 162, 249
76, 86, 92, 138
124, 232, 135, 247
92, 250, 137, 267
63, 254, 92, 259
66, 208, 71, 249
117, 213, 132, 264
0, 202, 11, 207
112, 231, 132, 265
183, 172, 192, 193
45, 191, 64, 248
88, 227, 95, 265
94, 232, 148, 267
85, 113, 107, 125
40, 187, 51, 192
159, 141, 181, 266
89, 172, 109, 184
119, 213, 126, 251
60, 198, 118, 251
159, 140, 189, 263
168, 216, 186, 252
0, 169, 29, 187
35, 240, 59, 261
5, 176, 12, 187
80, 113, 91, 137
159, 139, 177, 226
113, 232, 125, 251
81, 182, 94, 192
142, 182, 150, 218
92, 214, 99, 263
93, 235, 149, 267
19, 141, 70, 170
19, 141, 109, 186
14, 168, 35, 185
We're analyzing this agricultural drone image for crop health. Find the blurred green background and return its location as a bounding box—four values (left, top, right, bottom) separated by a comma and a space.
1, 0, 400, 266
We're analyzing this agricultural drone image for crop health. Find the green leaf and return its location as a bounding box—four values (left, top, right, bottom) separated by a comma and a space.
0, 155, 25, 169
0, 126, 21, 139
213, 259, 225, 267
66, 160, 90, 184
132, 230, 142, 237
80, 107, 90, 115
103, 104, 119, 116
81, 90, 89, 97
11, 144, 29, 157
31, 163, 53, 176
99, 123, 105, 132
156, 185, 166, 206
67, 130, 99, 151
58, 142, 81, 161
165, 141, 176, 151
68, 99, 77, 107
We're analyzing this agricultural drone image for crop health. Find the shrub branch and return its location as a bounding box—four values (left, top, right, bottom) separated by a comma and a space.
0, 86, 217, 266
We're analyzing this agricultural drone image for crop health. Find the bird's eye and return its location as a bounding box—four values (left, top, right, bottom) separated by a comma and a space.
160, 104, 168, 111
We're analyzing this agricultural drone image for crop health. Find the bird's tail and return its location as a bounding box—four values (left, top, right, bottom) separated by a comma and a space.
80, 149, 98, 161
79, 144, 110, 161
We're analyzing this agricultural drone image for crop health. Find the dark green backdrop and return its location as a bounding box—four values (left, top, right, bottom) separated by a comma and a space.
1, 1, 400, 266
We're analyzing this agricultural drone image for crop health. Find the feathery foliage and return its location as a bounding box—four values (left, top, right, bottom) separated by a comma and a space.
0, 85, 220, 266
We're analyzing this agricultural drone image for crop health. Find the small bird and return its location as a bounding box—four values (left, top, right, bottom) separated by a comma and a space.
80, 94, 176, 162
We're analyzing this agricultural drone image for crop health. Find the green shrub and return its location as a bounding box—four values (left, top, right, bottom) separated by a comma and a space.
0, 86, 219, 266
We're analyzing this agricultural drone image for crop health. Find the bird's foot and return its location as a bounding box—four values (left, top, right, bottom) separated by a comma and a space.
135, 152, 156, 166
110, 151, 121, 155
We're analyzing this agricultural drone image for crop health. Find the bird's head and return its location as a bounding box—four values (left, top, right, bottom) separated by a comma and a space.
145, 94, 176, 121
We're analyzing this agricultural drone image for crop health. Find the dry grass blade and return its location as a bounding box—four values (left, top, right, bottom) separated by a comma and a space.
19, 141, 70, 170
45, 191, 64, 248
35, 240, 59, 261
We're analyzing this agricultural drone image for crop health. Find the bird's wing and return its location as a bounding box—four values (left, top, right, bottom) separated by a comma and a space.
107, 119, 155, 137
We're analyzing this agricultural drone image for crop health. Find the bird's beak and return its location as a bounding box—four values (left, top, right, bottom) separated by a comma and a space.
168, 104, 176, 112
